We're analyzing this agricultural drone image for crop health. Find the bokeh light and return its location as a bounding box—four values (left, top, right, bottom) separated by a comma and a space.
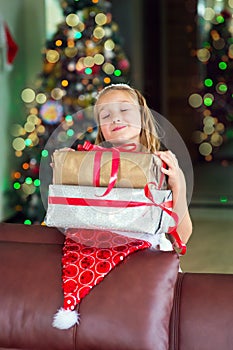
21, 89, 36, 103
199, 142, 212, 156
46, 50, 60, 63
95, 13, 107, 25
188, 93, 203, 108
197, 48, 211, 62
66, 13, 80, 27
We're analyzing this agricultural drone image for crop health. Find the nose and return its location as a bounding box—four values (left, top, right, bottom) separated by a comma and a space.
111, 113, 121, 123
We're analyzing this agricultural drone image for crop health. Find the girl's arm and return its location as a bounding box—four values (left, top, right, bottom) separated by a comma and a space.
156, 150, 193, 244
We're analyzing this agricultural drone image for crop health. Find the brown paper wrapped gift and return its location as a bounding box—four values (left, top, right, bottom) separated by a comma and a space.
52, 148, 165, 189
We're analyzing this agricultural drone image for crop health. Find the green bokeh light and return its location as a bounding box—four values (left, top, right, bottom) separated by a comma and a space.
74, 32, 82, 39
13, 182, 21, 190
204, 97, 213, 106
204, 78, 213, 87
67, 129, 74, 137
85, 67, 92, 75
220, 196, 228, 203
25, 177, 33, 185
203, 41, 211, 49
114, 69, 121, 77
219, 62, 227, 70
65, 115, 73, 122
34, 179, 40, 187
219, 83, 227, 92
216, 15, 224, 24
25, 139, 32, 147
41, 150, 49, 158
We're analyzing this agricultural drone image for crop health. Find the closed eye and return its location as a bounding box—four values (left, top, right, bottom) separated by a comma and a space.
102, 114, 110, 119
120, 102, 132, 111
100, 113, 110, 119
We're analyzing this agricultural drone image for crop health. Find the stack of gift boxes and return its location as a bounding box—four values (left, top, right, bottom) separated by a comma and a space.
45, 142, 177, 246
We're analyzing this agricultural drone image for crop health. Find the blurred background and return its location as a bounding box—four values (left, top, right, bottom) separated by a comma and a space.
0, 0, 232, 273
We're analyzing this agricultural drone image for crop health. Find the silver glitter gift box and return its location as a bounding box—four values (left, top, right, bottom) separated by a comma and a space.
45, 184, 174, 240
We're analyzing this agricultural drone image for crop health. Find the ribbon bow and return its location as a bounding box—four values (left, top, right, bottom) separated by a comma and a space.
77, 141, 136, 197
144, 182, 187, 255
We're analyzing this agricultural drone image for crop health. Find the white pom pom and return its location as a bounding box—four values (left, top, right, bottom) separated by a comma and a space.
52, 308, 80, 330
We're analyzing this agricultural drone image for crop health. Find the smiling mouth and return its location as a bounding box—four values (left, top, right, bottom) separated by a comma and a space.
112, 125, 127, 132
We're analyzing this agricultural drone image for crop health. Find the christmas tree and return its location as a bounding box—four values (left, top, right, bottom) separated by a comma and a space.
8, 0, 130, 224
189, 8, 233, 161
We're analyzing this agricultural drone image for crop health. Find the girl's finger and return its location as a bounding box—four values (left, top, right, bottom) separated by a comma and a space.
161, 166, 170, 175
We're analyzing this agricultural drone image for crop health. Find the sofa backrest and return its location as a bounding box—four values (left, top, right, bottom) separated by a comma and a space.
0, 223, 179, 350
0, 223, 232, 350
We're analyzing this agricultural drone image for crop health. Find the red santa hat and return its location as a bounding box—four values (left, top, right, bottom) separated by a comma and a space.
52, 229, 151, 329
0, 15, 18, 71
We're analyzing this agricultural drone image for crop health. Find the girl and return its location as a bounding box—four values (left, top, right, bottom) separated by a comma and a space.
94, 83, 193, 245
51, 83, 192, 329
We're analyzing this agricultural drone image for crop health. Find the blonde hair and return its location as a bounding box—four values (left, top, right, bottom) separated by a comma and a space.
94, 84, 160, 153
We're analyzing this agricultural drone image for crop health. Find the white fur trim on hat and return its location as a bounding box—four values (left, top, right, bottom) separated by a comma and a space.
52, 308, 80, 330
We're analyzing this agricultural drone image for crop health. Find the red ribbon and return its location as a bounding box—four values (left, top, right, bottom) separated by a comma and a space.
48, 195, 173, 209
77, 141, 165, 195
144, 182, 186, 255
78, 141, 136, 197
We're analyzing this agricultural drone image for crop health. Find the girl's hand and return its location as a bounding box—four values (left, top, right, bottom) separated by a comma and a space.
156, 150, 184, 194
50, 147, 75, 168
54, 147, 75, 153
156, 150, 192, 244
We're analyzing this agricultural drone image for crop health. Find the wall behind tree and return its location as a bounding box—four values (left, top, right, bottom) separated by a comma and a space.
111, 0, 144, 90
0, 0, 45, 220
143, 0, 198, 160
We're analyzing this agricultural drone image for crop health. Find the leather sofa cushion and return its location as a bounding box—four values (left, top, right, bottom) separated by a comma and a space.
170, 272, 233, 350
0, 223, 179, 350
75, 248, 179, 350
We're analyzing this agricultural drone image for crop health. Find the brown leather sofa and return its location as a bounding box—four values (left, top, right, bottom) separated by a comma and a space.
0, 222, 232, 350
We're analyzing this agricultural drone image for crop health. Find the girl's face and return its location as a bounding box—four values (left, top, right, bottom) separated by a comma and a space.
95, 90, 142, 146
